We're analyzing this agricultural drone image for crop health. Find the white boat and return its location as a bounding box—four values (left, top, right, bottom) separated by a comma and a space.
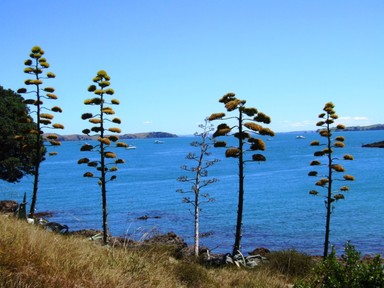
126, 145, 136, 149
154, 140, 164, 144
296, 135, 305, 139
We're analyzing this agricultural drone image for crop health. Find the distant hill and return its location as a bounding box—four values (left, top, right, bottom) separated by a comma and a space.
341, 124, 384, 131
49, 132, 178, 141
316, 123, 384, 133
341, 124, 384, 148
121, 132, 178, 139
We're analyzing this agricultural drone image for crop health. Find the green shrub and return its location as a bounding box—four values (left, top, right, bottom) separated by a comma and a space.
295, 242, 384, 288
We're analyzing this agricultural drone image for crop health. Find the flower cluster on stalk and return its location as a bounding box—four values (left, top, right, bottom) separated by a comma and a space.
78, 70, 126, 184
208, 92, 275, 161
17, 46, 64, 156
308, 102, 354, 203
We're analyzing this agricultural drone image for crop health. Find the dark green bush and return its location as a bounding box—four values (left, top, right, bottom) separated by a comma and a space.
295, 242, 384, 288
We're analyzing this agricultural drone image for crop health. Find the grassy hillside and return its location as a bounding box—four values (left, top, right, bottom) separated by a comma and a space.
0, 215, 296, 288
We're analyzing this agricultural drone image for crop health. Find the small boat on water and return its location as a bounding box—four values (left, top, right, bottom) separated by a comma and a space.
126, 145, 136, 149
296, 135, 305, 139
154, 140, 164, 144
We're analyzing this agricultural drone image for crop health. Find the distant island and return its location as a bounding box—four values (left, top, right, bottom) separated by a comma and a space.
341, 124, 384, 148
336, 124, 384, 148
50, 131, 178, 142
315, 123, 384, 133
339, 123, 384, 132
362, 141, 384, 148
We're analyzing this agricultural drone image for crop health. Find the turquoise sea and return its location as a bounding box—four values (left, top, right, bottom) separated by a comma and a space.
1, 130, 383, 256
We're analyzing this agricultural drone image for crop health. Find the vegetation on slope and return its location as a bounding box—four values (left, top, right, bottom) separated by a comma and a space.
1, 214, 383, 288
0, 215, 295, 288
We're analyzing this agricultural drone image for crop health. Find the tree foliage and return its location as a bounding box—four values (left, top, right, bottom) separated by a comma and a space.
177, 119, 219, 256
17, 46, 64, 217
209, 92, 274, 255
296, 242, 384, 287
79, 70, 126, 244
0, 86, 39, 182
308, 102, 354, 259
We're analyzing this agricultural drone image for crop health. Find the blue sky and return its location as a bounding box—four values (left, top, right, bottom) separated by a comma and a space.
1, 1, 383, 135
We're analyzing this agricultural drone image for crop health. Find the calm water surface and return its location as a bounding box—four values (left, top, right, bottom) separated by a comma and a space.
1, 131, 383, 256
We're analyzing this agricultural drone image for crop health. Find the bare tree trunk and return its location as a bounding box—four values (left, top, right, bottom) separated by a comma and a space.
100, 99, 108, 245
233, 111, 244, 255
323, 121, 333, 259
194, 193, 199, 256
29, 158, 40, 217
29, 72, 41, 218
101, 178, 108, 244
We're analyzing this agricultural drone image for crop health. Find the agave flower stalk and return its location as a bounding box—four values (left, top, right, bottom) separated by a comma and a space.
17, 46, 64, 218
308, 102, 354, 259
177, 119, 219, 256
208, 92, 274, 255
79, 70, 126, 244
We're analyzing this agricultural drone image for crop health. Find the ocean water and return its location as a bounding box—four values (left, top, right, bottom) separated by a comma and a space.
1, 130, 383, 256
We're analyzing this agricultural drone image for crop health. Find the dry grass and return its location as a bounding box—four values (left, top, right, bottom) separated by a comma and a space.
0, 215, 293, 288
